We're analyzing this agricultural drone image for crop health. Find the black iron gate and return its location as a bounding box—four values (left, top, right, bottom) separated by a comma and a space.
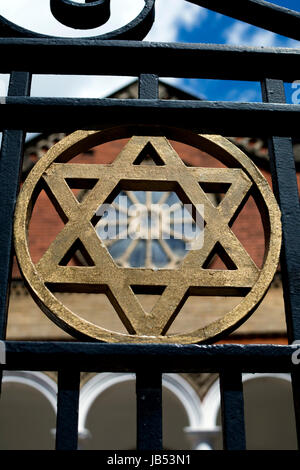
0, 0, 300, 451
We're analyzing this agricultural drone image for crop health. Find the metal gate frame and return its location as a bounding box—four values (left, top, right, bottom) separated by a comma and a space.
0, 0, 300, 451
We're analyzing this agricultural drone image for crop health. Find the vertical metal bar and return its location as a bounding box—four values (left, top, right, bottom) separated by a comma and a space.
136, 74, 161, 451
261, 78, 300, 343
56, 369, 80, 450
136, 372, 162, 450
138, 73, 159, 99
220, 371, 246, 450
261, 79, 300, 449
0, 72, 31, 341
291, 370, 300, 450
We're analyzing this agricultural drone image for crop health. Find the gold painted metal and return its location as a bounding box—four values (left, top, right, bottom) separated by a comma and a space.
14, 126, 282, 343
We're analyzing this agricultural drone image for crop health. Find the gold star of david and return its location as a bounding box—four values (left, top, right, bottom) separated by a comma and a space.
14, 127, 282, 343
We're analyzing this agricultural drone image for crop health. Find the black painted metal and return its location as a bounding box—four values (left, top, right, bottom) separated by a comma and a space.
0, 72, 31, 340
135, 73, 161, 451
56, 369, 80, 450
139, 74, 159, 100
261, 78, 300, 451
261, 79, 300, 342
0, 40, 299, 82
50, 0, 111, 30
220, 372, 246, 450
2, 342, 297, 373
136, 372, 162, 450
0, 0, 299, 452
1, 98, 300, 136
291, 370, 300, 449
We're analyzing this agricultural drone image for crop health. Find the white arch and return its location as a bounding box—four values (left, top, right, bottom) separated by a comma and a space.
2, 370, 57, 412
78, 372, 204, 436
162, 374, 204, 429
202, 372, 292, 428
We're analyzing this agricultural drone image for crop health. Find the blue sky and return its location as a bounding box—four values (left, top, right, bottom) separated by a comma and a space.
173, 0, 300, 103
0, 0, 299, 105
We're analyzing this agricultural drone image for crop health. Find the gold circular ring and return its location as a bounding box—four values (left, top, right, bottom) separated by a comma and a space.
14, 126, 282, 343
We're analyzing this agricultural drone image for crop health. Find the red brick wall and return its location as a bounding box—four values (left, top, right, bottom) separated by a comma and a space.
13, 138, 292, 277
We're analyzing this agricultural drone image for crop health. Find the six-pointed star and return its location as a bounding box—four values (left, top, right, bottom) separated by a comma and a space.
36, 135, 258, 336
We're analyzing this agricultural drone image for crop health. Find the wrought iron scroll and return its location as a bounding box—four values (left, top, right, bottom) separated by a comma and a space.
0, 0, 155, 40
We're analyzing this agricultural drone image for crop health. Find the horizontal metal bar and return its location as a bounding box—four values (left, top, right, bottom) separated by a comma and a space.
1, 98, 299, 136
2, 342, 298, 373
189, 0, 300, 41
0, 39, 299, 81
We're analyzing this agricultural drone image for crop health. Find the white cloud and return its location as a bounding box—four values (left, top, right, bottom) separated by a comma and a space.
223, 20, 300, 48
147, 0, 207, 40
223, 22, 276, 47
223, 23, 249, 46
225, 87, 260, 103
30, 74, 134, 98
